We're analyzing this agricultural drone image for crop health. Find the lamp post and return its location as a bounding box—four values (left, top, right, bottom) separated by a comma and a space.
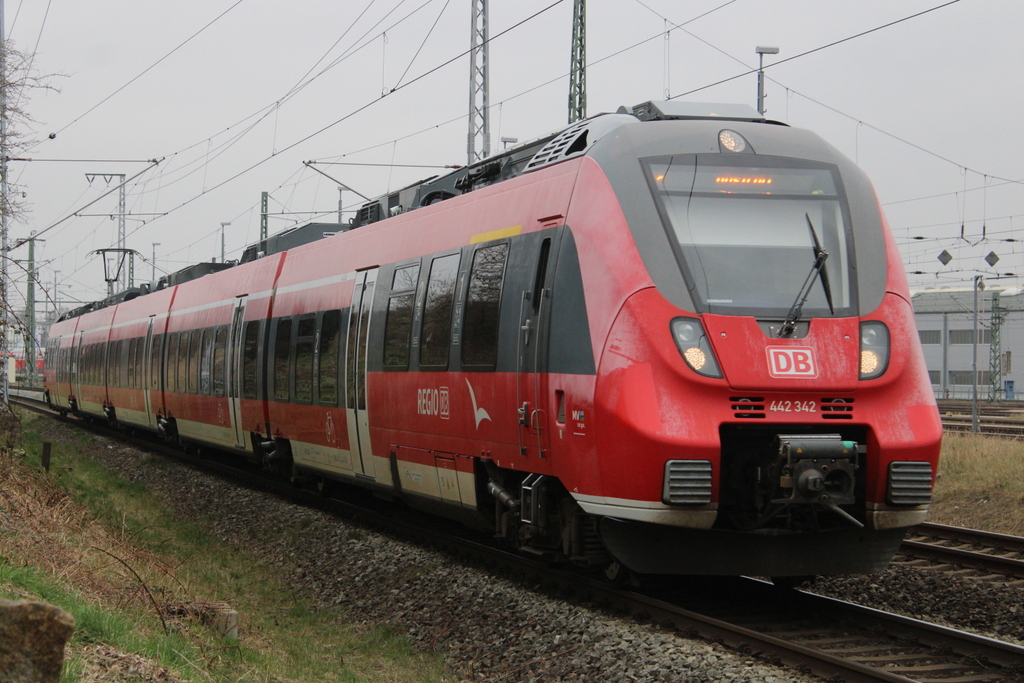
220, 222, 230, 263
755, 46, 779, 115
972, 275, 984, 432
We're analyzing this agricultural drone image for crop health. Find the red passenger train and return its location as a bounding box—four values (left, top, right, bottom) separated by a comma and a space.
44, 101, 941, 579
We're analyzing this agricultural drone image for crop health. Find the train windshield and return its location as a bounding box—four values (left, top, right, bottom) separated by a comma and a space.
645, 155, 855, 317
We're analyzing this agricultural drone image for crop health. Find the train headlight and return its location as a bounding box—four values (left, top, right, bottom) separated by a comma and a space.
859, 321, 889, 380
718, 129, 749, 153
671, 318, 722, 378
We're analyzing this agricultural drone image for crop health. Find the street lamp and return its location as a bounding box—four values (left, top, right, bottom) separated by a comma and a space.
755, 46, 779, 115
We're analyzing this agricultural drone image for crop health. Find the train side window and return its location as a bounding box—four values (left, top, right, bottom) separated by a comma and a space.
462, 243, 508, 367
177, 331, 190, 394
273, 318, 292, 401
384, 263, 419, 369
165, 334, 178, 394
200, 328, 213, 395
317, 310, 341, 406
135, 337, 145, 389
118, 340, 126, 387
127, 339, 136, 388
109, 341, 117, 387
295, 315, 315, 403
99, 342, 107, 386
213, 326, 227, 397
188, 330, 202, 394
532, 238, 551, 315
420, 253, 460, 367
151, 335, 163, 391
242, 322, 259, 400
115, 341, 124, 388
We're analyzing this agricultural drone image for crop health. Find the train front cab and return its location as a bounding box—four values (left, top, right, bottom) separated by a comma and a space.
567, 118, 942, 577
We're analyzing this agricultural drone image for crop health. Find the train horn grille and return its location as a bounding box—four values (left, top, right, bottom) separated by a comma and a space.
821, 398, 854, 419
663, 460, 713, 505
887, 461, 934, 505
730, 397, 765, 419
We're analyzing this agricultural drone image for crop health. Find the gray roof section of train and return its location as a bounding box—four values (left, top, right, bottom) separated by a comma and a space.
583, 112, 889, 316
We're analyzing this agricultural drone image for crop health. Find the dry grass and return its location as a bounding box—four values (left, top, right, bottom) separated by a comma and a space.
2, 412, 451, 682
928, 432, 1024, 535
0, 437, 192, 681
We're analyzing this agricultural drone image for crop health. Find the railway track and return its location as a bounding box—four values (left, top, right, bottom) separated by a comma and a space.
11, 392, 1024, 682
937, 399, 1024, 436
899, 523, 1024, 583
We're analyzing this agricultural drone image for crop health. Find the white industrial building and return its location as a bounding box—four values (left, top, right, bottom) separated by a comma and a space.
912, 287, 1024, 400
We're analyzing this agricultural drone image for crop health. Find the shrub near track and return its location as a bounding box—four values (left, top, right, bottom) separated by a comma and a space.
2, 411, 451, 683
928, 432, 1024, 535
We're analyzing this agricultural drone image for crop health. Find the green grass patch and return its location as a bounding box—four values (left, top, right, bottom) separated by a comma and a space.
7, 411, 451, 682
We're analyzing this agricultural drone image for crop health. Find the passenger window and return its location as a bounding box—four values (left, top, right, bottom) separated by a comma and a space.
135, 338, 144, 388
384, 263, 419, 368
99, 342, 107, 385
213, 327, 227, 397
177, 331, 189, 394
356, 284, 373, 410
317, 311, 341, 406
165, 334, 178, 393
295, 315, 315, 403
462, 243, 508, 366
127, 339, 136, 387
188, 331, 202, 394
200, 329, 213, 395
274, 318, 292, 400
151, 335, 163, 391
420, 253, 460, 367
242, 322, 259, 399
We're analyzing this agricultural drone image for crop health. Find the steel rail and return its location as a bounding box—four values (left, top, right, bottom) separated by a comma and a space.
902, 522, 1024, 580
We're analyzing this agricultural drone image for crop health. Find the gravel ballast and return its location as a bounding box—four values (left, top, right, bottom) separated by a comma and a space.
43, 418, 1024, 681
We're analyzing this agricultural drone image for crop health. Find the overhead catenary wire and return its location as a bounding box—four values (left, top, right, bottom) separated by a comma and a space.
38, 0, 1011, 297
36, 0, 248, 145
116, 0, 568, 246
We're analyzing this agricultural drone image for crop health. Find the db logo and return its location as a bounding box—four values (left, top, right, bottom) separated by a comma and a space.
766, 347, 818, 378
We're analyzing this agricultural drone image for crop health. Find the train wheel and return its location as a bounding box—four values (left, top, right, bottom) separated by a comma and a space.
316, 477, 333, 497
602, 560, 630, 586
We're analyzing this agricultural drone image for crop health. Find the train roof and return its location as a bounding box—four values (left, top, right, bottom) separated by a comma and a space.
57, 101, 785, 323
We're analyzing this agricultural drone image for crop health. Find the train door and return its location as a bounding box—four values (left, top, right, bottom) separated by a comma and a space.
142, 318, 156, 428
516, 233, 559, 459
228, 296, 248, 449
345, 268, 377, 478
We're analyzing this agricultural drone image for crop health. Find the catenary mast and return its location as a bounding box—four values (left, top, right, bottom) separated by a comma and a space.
468, 0, 490, 164
568, 0, 586, 123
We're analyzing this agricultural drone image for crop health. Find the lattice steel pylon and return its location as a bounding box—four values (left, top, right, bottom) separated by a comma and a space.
467, 0, 490, 165
988, 290, 1006, 401
568, 0, 586, 123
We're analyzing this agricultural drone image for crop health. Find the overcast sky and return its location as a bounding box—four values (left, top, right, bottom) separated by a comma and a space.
5, 0, 1022, 315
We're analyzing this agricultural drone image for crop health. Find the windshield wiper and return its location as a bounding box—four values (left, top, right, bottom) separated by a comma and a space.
778, 214, 832, 338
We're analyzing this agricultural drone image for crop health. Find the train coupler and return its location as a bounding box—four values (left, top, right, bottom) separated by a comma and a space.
766, 434, 862, 528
